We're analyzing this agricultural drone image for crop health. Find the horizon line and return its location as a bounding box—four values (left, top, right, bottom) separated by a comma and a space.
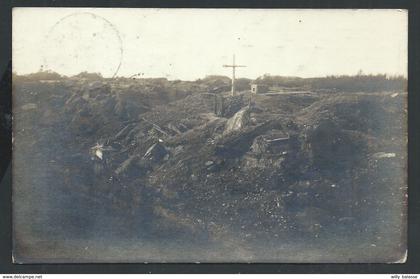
12, 70, 408, 81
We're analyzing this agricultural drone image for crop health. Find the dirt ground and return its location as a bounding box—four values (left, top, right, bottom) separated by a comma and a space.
12, 78, 407, 263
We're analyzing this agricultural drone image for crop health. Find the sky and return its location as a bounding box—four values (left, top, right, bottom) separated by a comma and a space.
12, 8, 407, 80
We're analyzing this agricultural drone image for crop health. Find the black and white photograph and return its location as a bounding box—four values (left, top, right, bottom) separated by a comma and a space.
11, 8, 408, 263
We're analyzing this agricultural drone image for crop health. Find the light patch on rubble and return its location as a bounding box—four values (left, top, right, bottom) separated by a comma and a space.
373, 152, 396, 159
91, 143, 104, 160
95, 149, 103, 160
223, 107, 251, 135
21, 103, 38, 111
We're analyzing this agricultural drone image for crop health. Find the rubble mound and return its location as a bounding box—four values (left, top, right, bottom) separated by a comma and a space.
223, 106, 251, 135
13, 78, 407, 258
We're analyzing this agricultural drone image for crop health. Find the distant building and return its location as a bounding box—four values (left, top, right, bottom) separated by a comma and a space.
251, 83, 269, 94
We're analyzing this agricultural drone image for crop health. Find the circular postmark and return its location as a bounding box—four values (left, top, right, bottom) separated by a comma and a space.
42, 12, 123, 78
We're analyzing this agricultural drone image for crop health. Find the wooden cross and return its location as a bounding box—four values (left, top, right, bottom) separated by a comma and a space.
223, 55, 246, 96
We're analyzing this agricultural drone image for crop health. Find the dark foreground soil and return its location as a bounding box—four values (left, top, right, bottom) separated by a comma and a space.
12, 79, 407, 263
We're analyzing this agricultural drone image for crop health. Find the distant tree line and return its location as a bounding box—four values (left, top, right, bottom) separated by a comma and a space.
12, 71, 103, 82
255, 74, 407, 92
13, 70, 64, 82
13, 71, 407, 92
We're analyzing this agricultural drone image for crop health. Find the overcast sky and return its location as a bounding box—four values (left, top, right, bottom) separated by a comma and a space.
13, 8, 407, 80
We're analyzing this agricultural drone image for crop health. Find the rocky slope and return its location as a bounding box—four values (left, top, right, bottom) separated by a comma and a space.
13, 79, 407, 262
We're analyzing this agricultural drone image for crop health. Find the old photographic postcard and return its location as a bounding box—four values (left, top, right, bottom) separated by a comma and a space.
12, 8, 407, 263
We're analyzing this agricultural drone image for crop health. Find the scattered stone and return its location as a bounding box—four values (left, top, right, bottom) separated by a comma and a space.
21, 103, 37, 110
143, 142, 168, 163
373, 152, 396, 159
223, 107, 251, 135
115, 154, 141, 176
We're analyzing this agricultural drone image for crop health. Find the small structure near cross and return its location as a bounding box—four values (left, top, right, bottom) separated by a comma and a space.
223, 55, 246, 96
251, 83, 269, 94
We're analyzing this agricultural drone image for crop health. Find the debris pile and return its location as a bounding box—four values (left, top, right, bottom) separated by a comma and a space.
13, 78, 407, 256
